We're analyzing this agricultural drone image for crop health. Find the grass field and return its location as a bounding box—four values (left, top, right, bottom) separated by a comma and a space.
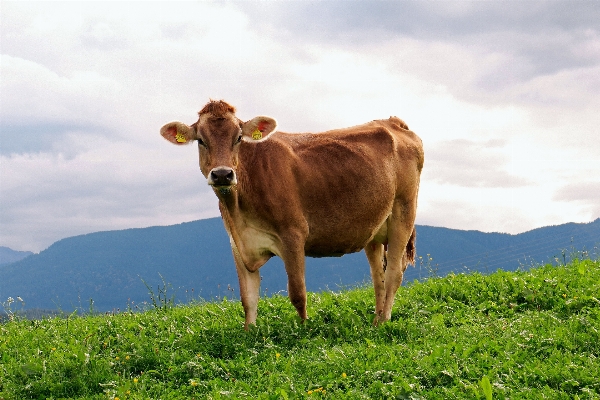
1, 258, 599, 399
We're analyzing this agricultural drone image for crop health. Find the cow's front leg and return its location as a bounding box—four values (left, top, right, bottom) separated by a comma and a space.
231, 244, 261, 330
280, 247, 308, 321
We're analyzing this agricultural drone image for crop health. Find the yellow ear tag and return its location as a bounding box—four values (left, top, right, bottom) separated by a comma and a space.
252, 129, 262, 140
175, 132, 187, 143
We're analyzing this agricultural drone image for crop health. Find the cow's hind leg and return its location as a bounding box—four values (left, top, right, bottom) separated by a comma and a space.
375, 201, 416, 325
365, 242, 386, 321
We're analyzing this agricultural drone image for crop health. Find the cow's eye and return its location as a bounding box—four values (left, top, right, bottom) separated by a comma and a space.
198, 138, 206, 148
235, 135, 242, 144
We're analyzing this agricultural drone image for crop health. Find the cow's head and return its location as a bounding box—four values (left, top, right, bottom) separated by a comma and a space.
160, 100, 277, 191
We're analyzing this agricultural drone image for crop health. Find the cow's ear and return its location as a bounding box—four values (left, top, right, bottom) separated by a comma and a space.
160, 121, 195, 145
241, 116, 278, 142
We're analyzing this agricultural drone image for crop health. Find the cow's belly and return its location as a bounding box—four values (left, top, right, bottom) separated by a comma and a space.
236, 215, 388, 264
304, 213, 389, 257
304, 232, 372, 257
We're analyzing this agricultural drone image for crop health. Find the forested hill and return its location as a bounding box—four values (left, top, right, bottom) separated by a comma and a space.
1, 218, 598, 312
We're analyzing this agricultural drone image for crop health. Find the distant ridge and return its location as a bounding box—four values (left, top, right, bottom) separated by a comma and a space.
1, 218, 598, 313
0, 246, 33, 266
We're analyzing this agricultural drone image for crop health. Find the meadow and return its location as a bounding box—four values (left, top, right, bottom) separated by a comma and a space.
1, 258, 599, 399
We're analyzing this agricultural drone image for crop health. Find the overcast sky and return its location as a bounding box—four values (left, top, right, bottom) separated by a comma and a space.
1, 1, 599, 253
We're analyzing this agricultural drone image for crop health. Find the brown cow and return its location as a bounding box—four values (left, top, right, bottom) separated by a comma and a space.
161, 100, 424, 329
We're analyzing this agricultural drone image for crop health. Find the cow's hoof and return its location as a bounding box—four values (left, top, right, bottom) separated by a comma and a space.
373, 314, 389, 326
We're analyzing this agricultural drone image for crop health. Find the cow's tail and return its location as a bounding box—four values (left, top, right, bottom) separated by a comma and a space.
405, 227, 416, 265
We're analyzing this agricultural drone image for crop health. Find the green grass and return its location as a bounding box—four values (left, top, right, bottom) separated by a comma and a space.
1, 258, 599, 399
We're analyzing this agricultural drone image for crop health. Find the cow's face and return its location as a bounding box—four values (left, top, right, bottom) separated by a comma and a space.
160, 101, 277, 192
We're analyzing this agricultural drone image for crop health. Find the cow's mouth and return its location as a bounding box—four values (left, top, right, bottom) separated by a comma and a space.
212, 184, 234, 195
209, 181, 237, 189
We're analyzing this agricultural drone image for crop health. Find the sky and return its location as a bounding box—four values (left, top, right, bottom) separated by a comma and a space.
1, 1, 599, 253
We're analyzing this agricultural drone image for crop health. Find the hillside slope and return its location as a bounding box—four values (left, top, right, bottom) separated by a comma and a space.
2, 259, 599, 398
1, 218, 598, 312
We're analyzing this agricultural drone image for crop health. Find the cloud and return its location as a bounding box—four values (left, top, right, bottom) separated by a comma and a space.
417, 198, 533, 235
0, 55, 121, 121
555, 182, 600, 202
0, 2, 292, 135
553, 182, 600, 220
0, 55, 121, 155
240, 1, 600, 104
425, 139, 531, 188
416, 180, 596, 235
246, 1, 600, 63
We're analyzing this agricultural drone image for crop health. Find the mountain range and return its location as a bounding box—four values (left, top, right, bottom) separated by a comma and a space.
1, 217, 598, 313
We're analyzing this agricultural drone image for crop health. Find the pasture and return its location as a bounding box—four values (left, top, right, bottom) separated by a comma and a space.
1, 258, 599, 399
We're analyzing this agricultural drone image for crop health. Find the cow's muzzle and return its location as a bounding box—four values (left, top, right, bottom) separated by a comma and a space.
208, 167, 237, 187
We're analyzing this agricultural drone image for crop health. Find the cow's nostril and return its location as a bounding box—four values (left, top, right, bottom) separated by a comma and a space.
209, 167, 236, 186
